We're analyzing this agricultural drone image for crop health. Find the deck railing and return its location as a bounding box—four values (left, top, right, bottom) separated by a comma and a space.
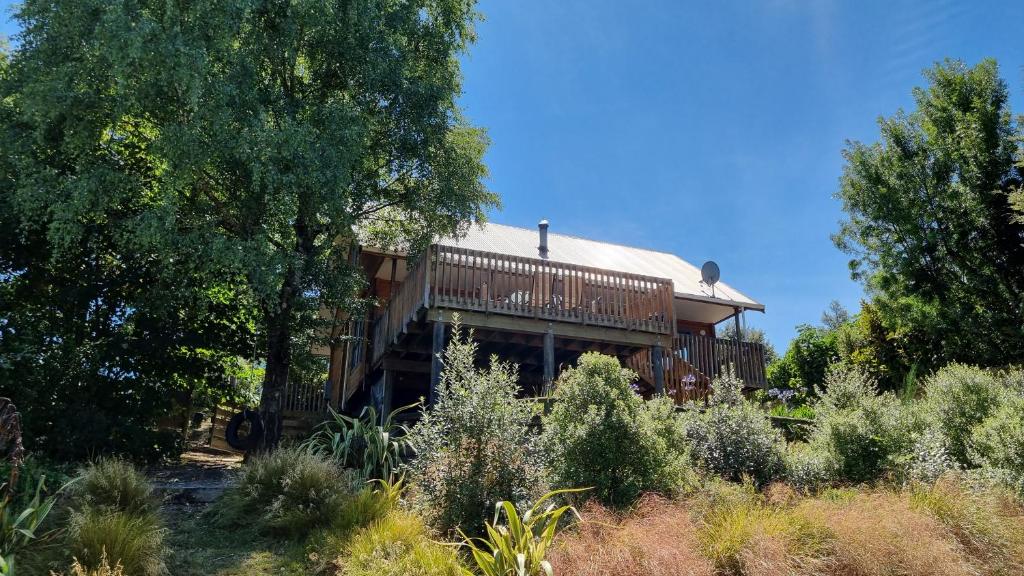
429, 245, 674, 333
371, 248, 431, 364
282, 377, 329, 414
369, 245, 676, 365
629, 334, 769, 403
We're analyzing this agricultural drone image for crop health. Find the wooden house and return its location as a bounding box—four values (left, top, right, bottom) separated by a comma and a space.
314, 221, 767, 418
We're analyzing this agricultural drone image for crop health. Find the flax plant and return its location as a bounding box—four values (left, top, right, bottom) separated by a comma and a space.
458, 489, 584, 576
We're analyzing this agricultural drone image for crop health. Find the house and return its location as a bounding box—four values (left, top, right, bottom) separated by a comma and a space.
316, 220, 767, 418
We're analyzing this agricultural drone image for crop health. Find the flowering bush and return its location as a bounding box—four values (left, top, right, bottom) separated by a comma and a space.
921, 364, 1007, 467
681, 373, 785, 485
805, 364, 921, 483
542, 353, 692, 507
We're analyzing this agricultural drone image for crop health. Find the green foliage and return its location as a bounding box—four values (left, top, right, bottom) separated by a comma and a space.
766, 324, 837, 392
921, 363, 1009, 467
969, 395, 1024, 482
304, 403, 417, 482
458, 489, 582, 576
341, 510, 465, 576
66, 508, 166, 576
1, 0, 496, 450
834, 58, 1024, 369
0, 476, 60, 568
215, 447, 356, 537
682, 373, 785, 485
542, 353, 692, 508
806, 364, 921, 483
408, 321, 544, 535
71, 459, 157, 517
783, 443, 838, 491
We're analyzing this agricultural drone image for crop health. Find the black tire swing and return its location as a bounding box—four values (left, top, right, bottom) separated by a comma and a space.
225, 408, 264, 451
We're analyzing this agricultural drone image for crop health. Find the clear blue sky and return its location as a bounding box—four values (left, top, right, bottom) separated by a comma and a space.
3, 1, 1024, 351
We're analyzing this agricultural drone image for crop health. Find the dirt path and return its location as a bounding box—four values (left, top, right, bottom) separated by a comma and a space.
149, 447, 242, 524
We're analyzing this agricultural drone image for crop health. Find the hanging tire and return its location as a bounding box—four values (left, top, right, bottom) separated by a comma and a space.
225, 409, 264, 451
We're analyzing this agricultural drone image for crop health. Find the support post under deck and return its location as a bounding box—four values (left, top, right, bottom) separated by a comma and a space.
652, 343, 665, 395
542, 325, 555, 412
429, 320, 446, 406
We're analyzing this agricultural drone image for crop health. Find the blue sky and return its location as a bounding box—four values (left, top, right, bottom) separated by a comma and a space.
3, 1, 1024, 351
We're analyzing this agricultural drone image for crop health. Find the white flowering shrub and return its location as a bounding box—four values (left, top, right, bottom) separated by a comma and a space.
407, 321, 545, 535
542, 353, 692, 508
783, 442, 838, 491
969, 395, 1024, 484
806, 364, 921, 483
920, 363, 1007, 467
904, 428, 957, 484
681, 372, 785, 485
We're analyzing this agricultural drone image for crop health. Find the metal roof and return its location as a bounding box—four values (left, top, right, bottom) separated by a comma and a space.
437, 222, 764, 312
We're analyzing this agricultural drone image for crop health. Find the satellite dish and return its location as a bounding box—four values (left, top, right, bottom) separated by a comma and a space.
701, 260, 721, 286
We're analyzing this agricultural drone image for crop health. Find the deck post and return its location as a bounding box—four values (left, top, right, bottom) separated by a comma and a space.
429, 320, 446, 406
733, 307, 743, 380
652, 343, 665, 395
380, 370, 393, 425
542, 324, 555, 411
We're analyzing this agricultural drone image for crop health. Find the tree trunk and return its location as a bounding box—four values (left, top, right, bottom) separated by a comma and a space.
258, 308, 291, 450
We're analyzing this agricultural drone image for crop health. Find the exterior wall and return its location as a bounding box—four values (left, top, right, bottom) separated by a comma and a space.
676, 318, 715, 338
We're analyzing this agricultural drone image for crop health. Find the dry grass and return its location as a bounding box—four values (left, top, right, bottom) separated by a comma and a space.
797, 491, 975, 576
696, 492, 830, 576
910, 475, 1024, 576
548, 494, 713, 576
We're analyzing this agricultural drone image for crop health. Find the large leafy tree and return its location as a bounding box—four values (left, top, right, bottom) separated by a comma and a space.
834, 59, 1024, 369
2, 0, 495, 449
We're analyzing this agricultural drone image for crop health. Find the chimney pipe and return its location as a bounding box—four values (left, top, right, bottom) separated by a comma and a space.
538, 219, 549, 259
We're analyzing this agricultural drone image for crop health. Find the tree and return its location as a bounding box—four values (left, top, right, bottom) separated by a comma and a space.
820, 300, 850, 331
834, 59, 1024, 369
717, 323, 778, 364
2, 0, 496, 449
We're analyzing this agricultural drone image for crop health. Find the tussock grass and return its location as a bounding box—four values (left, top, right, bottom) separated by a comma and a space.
797, 491, 974, 576
57, 554, 126, 576
910, 475, 1024, 575
67, 508, 166, 576
333, 510, 464, 576
212, 446, 357, 536
72, 458, 157, 516
696, 492, 829, 576
548, 495, 713, 576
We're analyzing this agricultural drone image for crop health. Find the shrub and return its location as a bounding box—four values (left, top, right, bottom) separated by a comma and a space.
339, 510, 464, 576
303, 403, 417, 482
215, 446, 355, 536
969, 395, 1024, 480
71, 459, 157, 516
796, 491, 975, 576
910, 476, 1024, 575
542, 353, 693, 507
548, 495, 713, 576
806, 364, 919, 483
922, 364, 1007, 467
782, 443, 837, 492
407, 322, 544, 534
66, 508, 165, 576
681, 373, 785, 485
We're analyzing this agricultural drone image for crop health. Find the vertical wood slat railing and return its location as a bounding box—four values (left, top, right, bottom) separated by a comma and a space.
428, 245, 674, 335
282, 377, 328, 414
371, 247, 431, 364
629, 334, 769, 403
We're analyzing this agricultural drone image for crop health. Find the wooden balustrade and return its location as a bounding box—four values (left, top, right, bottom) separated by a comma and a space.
282, 377, 328, 414
371, 247, 430, 364
428, 245, 674, 334
629, 334, 769, 403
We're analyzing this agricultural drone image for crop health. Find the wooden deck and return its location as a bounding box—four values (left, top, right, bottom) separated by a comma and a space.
628, 334, 769, 402
371, 244, 676, 364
